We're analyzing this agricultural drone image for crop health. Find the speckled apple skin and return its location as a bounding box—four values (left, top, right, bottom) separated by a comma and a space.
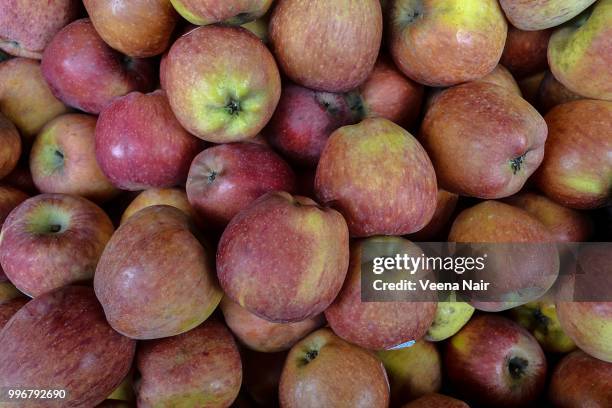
500, 0, 597, 30
171, 0, 273, 25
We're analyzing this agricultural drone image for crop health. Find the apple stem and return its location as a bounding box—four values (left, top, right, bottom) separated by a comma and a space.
508, 356, 528, 379
225, 99, 241, 116
510, 154, 526, 175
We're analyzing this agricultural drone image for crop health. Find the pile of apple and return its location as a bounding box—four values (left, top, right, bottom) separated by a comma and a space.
0, 0, 610, 407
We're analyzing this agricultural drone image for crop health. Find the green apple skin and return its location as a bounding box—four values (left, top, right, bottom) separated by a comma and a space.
509, 302, 576, 353
426, 301, 475, 342
548, 0, 612, 101
170, 0, 273, 26
500, 0, 597, 30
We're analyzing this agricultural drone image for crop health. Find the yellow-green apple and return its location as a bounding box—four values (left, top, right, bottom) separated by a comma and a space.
0, 58, 69, 140
136, 320, 242, 408
509, 301, 576, 353
401, 393, 469, 408
0, 112, 20, 179
107, 371, 135, 403
389, 0, 507, 87
315, 117, 437, 237
499, 0, 597, 30
445, 314, 546, 407
96, 90, 201, 191
547, 0, 612, 100
220, 297, 323, 353
0, 281, 22, 304
0, 193, 114, 297
0, 286, 135, 408
549, 350, 612, 407
557, 301, 612, 362
325, 237, 437, 350
162, 25, 281, 143
0, 296, 27, 329
425, 299, 474, 342
0, 0, 79, 59
408, 189, 458, 241
421, 82, 547, 199
84, 0, 178, 57
241, 16, 269, 43
30, 113, 118, 202
449, 201, 559, 311
41, 19, 156, 114
279, 328, 390, 408
242, 349, 286, 406
377, 340, 441, 405
186, 142, 296, 227
501, 26, 552, 79
270, 0, 382, 92
477, 64, 522, 95
519, 71, 546, 106
217, 191, 349, 322
94, 205, 222, 339
536, 70, 583, 113
0, 185, 28, 285
120, 188, 194, 224
536, 100, 612, 209
171, 0, 273, 25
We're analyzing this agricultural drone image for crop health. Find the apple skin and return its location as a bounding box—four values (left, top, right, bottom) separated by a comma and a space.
557, 302, 612, 362
0, 296, 28, 330
84, 0, 178, 58
217, 191, 349, 323
136, 319, 242, 408
120, 188, 194, 224
30, 113, 118, 202
162, 25, 281, 143
94, 205, 222, 340
421, 82, 547, 199
280, 328, 390, 408
171, 0, 273, 26
547, 0, 612, 101
477, 64, 522, 95
377, 340, 441, 405
220, 297, 324, 353
0, 0, 79, 59
0, 193, 114, 297
325, 236, 437, 350
242, 349, 286, 406
41, 19, 156, 114
389, 0, 507, 87
425, 300, 475, 342
0, 185, 28, 283
0, 58, 69, 140
445, 314, 547, 408
0, 286, 136, 408
270, 0, 382, 92
316, 117, 437, 237
549, 350, 612, 407
408, 189, 458, 241
501, 26, 551, 79
0, 112, 20, 179
265, 83, 359, 167
96, 90, 201, 191
536, 70, 583, 113
536, 100, 612, 209
401, 393, 469, 408
186, 142, 296, 227
519, 71, 547, 106
500, 0, 597, 31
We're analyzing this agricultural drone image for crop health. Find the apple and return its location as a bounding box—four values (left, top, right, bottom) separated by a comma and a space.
549, 350, 612, 407
408, 189, 459, 241
84, 0, 178, 57
186, 142, 296, 227
106, 371, 135, 403
557, 301, 612, 362
0, 296, 28, 330
500, 26, 552, 79
536, 100, 611, 209
445, 314, 547, 407
425, 299, 475, 342
0, 112, 20, 179
269, 0, 382, 92
170, 0, 273, 26
0, 281, 23, 304
0, 286, 136, 408
547, 0, 612, 100
162, 25, 281, 143
241, 16, 269, 43
519, 71, 546, 106
449, 201, 559, 312
279, 328, 390, 408
477, 64, 522, 96
536, 70, 583, 113
0, 185, 28, 284
217, 191, 349, 323
264, 83, 359, 167
421, 82, 547, 199
401, 393, 469, 408
325, 236, 437, 350
121, 188, 195, 224
220, 297, 323, 352
315, 117, 437, 237
242, 349, 286, 406
30, 113, 118, 202
96, 90, 201, 191
94, 205, 222, 339
500, 0, 597, 30
377, 340, 441, 405
0, 0, 79, 59
0, 193, 114, 297
3, 165, 38, 195
389, 0, 507, 87
136, 319, 242, 408
0, 58, 69, 140
41, 19, 156, 114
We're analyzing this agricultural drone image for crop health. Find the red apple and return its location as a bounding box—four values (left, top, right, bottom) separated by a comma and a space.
557, 301, 612, 362
536, 70, 583, 113
270, 0, 382, 92
96, 90, 201, 191
0, 296, 27, 330
217, 191, 349, 323
120, 188, 195, 224
30, 113, 118, 202
477, 64, 522, 95
401, 393, 469, 408
499, 0, 597, 30
186, 142, 296, 227
41, 19, 155, 114
408, 189, 458, 241
0, 185, 28, 226
3, 165, 38, 195
0, 112, 20, 179
500, 26, 552, 79
242, 349, 286, 406
0, 286, 136, 408
0, 193, 114, 297
519, 71, 546, 106
170, 0, 273, 25
445, 314, 546, 407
